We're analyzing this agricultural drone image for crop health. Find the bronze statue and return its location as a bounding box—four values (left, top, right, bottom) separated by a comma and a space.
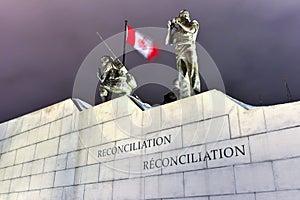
97, 56, 137, 101
166, 10, 201, 98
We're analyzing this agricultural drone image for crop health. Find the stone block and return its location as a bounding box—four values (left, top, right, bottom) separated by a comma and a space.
21, 159, 44, 176
93, 99, 118, 123
145, 173, 184, 199
142, 106, 161, 134
180, 94, 204, 125
30, 172, 54, 189
77, 108, 98, 130
113, 137, 146, 160
115, 116, 131, 141
130, 152, 161, 178
61, 115, 74, 135
98, 161, 114, 182
0, 180, 10, 193
239, 107, 266, 136
16, 191, 40, 200
87, 142, 117, 164
0, 168, 4, 180
1, 137, 11, 153
0, 122, 8, 140
7, 193, 18, 200
67, 149, 88, 168
63, 99, 78, 116
206, 137, 250, 168
99, 158, 129, 181
49, 115, 74, 139
4, 164, 22, 179
102, 121, 118, 144
102, 117, 130, 144
184, 166, 235, 196
0, 194, 8, 200
15, 145, 36, 164
62, 186, 84, 200
39, 188, 63, 200
202, 90, 237, 119
249, 127, 300, 162
161, 100, 183, 129
10, 177, 30, 192
210, 194, 255, 200
10, 131, 28, 150
256, 190, 300, 200
78, 125, 102, 149
273, 157, 300, 190
235, 162, 275, 193
75, 164, 99, 184
183, 116, 230, 147
6, 117, 23, 137
54, 169, 75, 187
228, 106, 241, 138
40, 101, 64, 125
44, 154, 67, 172
145, 127, 182, 154
264, 101, 300, 131
130, 107, 143, 137
0, 141, 2, 153
48, 118, 62, 139
161, 145, 206, 174
115, 95, 140, 118
21, 110, 41, 132
27, 124, 49, 145
35, 137, 59, 159
160, 92, 204, 128
110, 158, 130, 180
0, 150, 16, 168
113, 178, 145, 200
84, 182, 113, 200
58, 132, 79, 154
70, 110, 80, 132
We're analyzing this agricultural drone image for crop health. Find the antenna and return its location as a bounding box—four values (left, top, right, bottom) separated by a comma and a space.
96, 32, 117, 59
283, 75, 293, 102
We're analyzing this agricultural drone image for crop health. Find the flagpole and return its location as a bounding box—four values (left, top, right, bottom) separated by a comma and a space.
122, 20, 128, 65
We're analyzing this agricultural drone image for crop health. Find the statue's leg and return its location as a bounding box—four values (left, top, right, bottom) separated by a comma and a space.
178, 59, 193, 98
178, 59, 187, 77
181, 75, 192, 98
191, 62, 201, 94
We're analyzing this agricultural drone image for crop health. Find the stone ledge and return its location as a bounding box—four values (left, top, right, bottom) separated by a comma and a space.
1, 89, 300, 142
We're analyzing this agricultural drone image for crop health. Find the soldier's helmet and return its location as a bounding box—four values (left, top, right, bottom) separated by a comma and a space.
101, 55, 113, 63
178, 10, 190, 18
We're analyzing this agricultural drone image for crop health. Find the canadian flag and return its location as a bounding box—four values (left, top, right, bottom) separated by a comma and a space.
126, 26, 158, 61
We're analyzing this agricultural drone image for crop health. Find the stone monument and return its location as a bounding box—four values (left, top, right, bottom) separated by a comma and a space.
0, 90, 300, 199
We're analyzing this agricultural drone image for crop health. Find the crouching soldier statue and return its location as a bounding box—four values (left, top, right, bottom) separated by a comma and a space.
97, 56, 137, 102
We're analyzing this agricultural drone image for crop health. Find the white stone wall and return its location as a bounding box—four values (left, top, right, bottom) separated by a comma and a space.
0, 90, 300, 200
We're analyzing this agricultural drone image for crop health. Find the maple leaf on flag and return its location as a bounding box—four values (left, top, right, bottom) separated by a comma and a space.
126, 26, 159, 61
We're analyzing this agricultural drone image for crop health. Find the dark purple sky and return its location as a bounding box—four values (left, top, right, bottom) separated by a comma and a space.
1, 0, 300, 123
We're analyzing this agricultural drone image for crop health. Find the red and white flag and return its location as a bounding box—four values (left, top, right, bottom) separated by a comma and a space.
126, 26, 158, 61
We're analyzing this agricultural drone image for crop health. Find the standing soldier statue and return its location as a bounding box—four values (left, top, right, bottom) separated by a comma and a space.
97, 56, 137, 102
166, 10, 201, 99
